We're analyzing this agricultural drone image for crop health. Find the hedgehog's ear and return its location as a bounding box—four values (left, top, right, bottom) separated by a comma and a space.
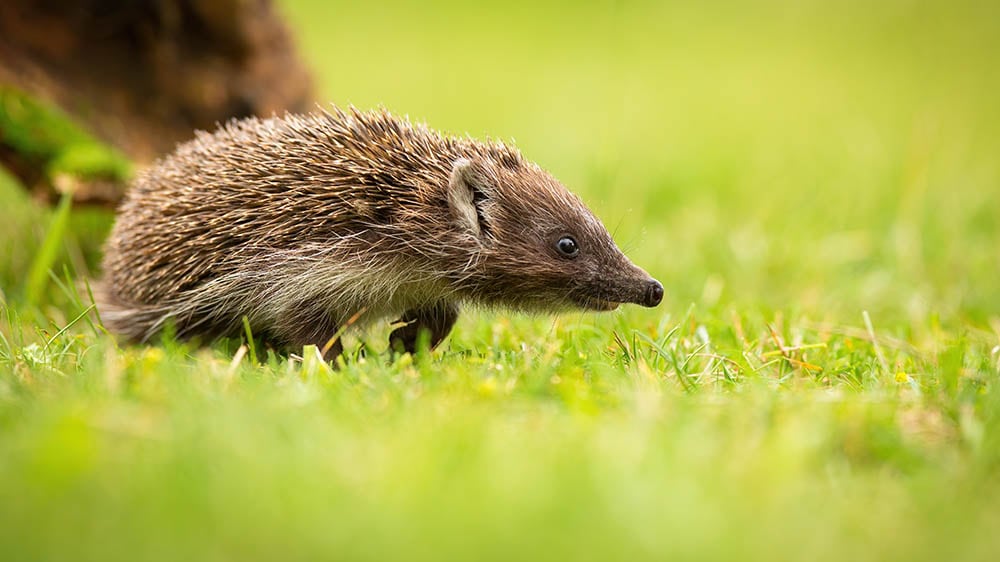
448, 158, 489, 238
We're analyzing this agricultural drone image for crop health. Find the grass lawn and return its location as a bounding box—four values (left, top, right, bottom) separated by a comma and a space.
2, 1, 999, 560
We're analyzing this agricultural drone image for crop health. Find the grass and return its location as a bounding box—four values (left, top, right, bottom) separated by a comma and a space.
1, 0, 999, 560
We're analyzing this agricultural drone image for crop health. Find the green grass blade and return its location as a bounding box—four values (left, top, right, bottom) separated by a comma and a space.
24, 191, 73, 306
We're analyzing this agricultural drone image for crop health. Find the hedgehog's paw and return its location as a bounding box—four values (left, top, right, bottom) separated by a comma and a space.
389, 302, 459, 355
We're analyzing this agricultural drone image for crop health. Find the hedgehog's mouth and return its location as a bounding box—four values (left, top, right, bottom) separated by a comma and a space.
590, 299, 621, 311
574, 296, 621, 311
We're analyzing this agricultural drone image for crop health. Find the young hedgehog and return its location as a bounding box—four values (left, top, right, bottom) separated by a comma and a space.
99, 107, 663, 358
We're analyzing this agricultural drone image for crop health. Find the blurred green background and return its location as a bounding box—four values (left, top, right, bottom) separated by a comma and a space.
1, 0, 999, 560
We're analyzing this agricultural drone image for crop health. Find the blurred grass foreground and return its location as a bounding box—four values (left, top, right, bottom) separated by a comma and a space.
1, 1, 1000, 561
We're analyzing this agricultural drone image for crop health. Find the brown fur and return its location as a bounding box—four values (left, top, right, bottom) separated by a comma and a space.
99, 107, 662, 357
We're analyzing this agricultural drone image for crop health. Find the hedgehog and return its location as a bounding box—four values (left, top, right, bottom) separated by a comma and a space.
98, 107, 663, 358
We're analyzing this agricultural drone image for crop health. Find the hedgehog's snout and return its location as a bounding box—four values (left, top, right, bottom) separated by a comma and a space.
579, 271, 662, 310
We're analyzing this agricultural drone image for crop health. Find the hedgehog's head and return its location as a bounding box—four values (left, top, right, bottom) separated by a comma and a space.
446, 156, 662, 312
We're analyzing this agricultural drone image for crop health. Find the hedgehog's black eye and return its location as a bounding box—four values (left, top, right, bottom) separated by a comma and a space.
556, 236, 580, 258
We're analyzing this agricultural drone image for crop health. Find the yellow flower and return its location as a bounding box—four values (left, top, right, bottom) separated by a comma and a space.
895, 371, 908, 383
478, 376, 497, 396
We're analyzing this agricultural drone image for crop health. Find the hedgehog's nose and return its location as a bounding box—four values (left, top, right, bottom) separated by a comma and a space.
643, 280, 664, 307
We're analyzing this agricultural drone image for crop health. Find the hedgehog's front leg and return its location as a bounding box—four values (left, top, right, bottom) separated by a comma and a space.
274, 303, 344, 360
389, 302, 459, 354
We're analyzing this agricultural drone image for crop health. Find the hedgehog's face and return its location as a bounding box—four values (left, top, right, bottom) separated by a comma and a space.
447, 158, 663, 312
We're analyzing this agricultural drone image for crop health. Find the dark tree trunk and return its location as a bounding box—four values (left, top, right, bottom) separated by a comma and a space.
0, 0, 313, 205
